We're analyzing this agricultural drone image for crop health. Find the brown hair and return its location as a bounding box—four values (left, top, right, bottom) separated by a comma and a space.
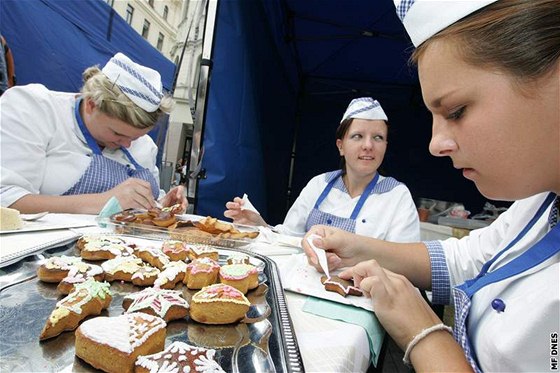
80, 66, 174, 129
411, 0, 560, 86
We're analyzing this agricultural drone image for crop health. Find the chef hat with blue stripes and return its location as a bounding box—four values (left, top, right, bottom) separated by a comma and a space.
394, 0, 499, 47
340, 97, 388, 124
102, 52, 164, 113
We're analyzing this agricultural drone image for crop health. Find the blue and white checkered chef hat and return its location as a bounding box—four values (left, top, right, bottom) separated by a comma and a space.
394, 0, 499, 47
341, 98, 388, 124
102, 52, 164, 112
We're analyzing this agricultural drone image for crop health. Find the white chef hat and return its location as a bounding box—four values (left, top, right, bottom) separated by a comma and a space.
101, 52, 164, 112
340, 97, 388, 124
394, 0, 499, 47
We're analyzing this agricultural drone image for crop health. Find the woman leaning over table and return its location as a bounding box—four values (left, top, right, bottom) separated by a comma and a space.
225, 97, 420, 242
0, 53, 187, 214
302, 1, 560, 372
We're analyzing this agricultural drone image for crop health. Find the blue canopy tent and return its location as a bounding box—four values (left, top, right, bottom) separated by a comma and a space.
0, 0, 176, 168
194, 0, 487, 224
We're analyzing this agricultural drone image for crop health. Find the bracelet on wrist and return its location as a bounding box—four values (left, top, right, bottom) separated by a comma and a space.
402, 323, 453, 366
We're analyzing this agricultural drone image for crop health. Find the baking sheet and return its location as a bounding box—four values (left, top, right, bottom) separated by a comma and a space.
278, 253, 374, 312
0, 235, 303, 373
98, 211, 259, 249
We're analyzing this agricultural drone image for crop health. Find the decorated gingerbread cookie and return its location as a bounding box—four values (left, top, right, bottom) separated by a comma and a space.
219, 264, 259, 294
153, 260, 188, 289
161, 240, 190, 261
75, 313, 166, 373
184, 257, 220, 290
40, 279, 112, 340
190, 284, 251, 324
320, 275, 363, 297
135, 341, 225, 373
186, 244, 220, 262
37, 255, 104, 284
78, 235, 135, 261
122, 287, 189, 322
133, 245, 170, 270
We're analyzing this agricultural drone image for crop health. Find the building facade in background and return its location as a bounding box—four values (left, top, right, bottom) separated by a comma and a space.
105, 0, 207, 192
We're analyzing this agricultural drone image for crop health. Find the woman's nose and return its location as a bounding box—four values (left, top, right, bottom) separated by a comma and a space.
362, 138, 373, 149
429, 122, 458, 157
119, 138, 132, 148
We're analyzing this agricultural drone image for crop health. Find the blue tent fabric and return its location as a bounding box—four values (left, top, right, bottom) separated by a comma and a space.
0, 0, 175, 168
197, 0, 490, 223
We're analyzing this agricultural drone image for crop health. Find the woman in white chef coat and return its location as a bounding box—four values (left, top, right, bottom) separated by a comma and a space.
0, 52, 187, 214
224, 97, 420, 242
302, 1, 560, 372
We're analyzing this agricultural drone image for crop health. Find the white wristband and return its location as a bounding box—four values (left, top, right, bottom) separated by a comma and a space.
402, 323, 453, 366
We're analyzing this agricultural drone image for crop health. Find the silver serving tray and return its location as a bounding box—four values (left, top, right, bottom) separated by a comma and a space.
0, 236, 304, 372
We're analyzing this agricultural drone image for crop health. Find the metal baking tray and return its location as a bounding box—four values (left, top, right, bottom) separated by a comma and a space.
0, 235, 304, 373
97, 211, 259, 249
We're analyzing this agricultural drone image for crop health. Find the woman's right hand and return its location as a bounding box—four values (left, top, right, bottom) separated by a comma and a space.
223, 196, 267, 226
103, 178, 156, 210
302, 225, 369, 272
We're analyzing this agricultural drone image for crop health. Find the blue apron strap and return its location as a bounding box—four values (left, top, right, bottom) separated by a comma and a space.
74, 97, 103, 155
475, 192, 557, 278
465, 223, 559, 296
313, 171, 342, 209
350, 172, 379, 220
120, 147, 145, 170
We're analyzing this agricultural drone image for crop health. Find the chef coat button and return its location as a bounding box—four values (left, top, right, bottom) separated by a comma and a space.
491, 298, 506, 313
362, 219, 366, 223
327, 219, 332, 225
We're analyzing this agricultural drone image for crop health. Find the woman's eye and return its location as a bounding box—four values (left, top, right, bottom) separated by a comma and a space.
373, 135, 384, 142
350, 134, 362, 140
447, 106, 466, 121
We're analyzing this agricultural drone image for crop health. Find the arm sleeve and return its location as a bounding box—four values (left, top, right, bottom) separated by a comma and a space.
382, 185, 421, 242
0, 86, 53, 206
274, 174, 325, 236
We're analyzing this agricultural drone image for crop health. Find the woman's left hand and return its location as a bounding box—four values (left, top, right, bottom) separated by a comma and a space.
159, 185, 188, 213
339, 260, 441, 351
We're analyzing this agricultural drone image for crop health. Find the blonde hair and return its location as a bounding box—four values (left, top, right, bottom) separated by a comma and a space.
80, 66, 174, 129
411, 0, 560, 86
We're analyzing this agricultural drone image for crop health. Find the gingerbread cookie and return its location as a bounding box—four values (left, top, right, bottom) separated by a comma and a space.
75, 313, 166, 373
37, 255, 103, 283
123, 287, 189, 322
133, 245, 170, 270
219, 264, 259, 294
161, 240, 190, 261
190, 284, 251, 324
320, 275, 363, 297
78, 235, 135, 261
186, 244, 220, 262
56, 262, 104, 295
226, 253, 251, 265
40, 279, 112, 340
131, 265, 161, 287
184, 257, 220, 290
101, 256, 149, 283
135, 341, 225, 373
153, 260, 187, 289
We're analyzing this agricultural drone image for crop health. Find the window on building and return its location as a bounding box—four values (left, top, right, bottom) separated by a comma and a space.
104, 0, 114, 6
125, 4, 134, 25
148, 0, 154, 7
157, 33, 165, 51
163, 5, 169, 21
142, 19, 150, 39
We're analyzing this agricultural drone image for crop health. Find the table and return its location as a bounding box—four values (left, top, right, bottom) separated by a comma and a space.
0, 219, 375, 373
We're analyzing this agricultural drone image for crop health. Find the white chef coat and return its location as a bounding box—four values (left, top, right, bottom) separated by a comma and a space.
275, 171, 420, 242
429, 192, 559, 372
0, 84, 161, 207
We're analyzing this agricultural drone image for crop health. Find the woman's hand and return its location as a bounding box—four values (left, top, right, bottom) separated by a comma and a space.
223, 196, 267, 226
302, 225, 369, 272
104, 178, 156, 210
340, 260, 441, 350
159, 185, 188, 213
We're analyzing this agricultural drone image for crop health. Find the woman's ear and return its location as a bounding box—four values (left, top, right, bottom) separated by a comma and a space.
83, 97, 96, 115
336, 139, 343, 155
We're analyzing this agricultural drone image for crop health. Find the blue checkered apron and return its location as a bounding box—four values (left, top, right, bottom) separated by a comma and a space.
452, 193, 559, 372
305, 171, 379, 233
63, 98, 159, 199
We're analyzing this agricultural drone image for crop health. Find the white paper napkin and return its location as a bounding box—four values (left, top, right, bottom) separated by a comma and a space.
241, 193, 260, 215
